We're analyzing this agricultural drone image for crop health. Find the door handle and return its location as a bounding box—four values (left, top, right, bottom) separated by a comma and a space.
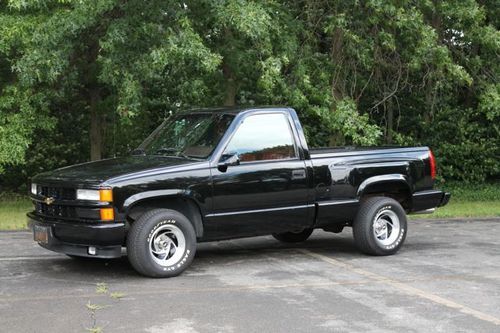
292, 169, 306, 180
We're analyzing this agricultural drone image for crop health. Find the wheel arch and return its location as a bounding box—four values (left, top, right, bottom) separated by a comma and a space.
357, 174, 412, 211
124, 190, 204, 238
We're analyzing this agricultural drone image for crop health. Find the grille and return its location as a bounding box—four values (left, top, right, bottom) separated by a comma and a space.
35, 202, 77, 219
39, 186, 76, 200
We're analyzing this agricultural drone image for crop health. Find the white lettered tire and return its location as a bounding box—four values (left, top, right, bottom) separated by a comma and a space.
127, 209, 196, 278
353, 197, 407, 256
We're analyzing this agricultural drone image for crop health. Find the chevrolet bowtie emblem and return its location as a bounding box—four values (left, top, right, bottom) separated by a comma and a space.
44, 197, 55, 205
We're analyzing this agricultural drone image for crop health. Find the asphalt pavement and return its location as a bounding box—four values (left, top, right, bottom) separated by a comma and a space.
0, 218, 499, 333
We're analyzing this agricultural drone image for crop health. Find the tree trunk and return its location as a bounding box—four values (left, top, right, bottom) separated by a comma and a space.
331, 27, 344, 100
424, 77, 434, 124
89, 88, 102, 161
222, 61, 236, 106
386, 103, 394, 144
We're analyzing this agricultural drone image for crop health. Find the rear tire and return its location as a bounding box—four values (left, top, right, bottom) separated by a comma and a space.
127, 209, 196, 278
353, 197, 407, 256
272, 228, 313, 243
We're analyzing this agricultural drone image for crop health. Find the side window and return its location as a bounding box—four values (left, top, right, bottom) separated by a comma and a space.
223, 113, 296, 162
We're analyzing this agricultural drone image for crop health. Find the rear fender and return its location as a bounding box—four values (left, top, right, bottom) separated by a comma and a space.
357, 174, 412, 208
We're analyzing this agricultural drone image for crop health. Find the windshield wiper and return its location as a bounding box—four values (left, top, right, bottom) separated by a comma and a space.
155, 147, 190, 159
131, 148, 146, 156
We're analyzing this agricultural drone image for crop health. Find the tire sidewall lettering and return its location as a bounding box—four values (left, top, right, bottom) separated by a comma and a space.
161, 249, 191, 271
147, 219, 176, 243
375, 205, 392, 216
383, 227, 405, 250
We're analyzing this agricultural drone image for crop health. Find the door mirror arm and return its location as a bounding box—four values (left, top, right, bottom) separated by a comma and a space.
217, 153, 240, 172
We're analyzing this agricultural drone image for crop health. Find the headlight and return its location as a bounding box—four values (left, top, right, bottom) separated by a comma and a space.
77, 189, 100, 201
76, 188, 113, 202
31, 183, 38, 195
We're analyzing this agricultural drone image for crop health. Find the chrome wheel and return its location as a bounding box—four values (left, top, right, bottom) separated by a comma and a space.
372, 209, 401, 247
149, 223, 186, 267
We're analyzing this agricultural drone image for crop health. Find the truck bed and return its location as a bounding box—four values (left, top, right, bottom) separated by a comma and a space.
308, 145, 436, 228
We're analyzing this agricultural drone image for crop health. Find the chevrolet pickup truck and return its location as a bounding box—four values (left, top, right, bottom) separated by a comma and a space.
28, 107, 450, 277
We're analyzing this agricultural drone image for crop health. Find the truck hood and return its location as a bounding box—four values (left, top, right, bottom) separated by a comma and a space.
32, 156, 200, 186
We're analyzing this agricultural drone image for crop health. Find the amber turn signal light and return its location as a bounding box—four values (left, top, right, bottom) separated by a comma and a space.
100, 208, 115, 221
99, 189, 113, 202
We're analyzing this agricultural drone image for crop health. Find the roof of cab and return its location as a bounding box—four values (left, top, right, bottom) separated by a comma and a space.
181, 106, 290, 115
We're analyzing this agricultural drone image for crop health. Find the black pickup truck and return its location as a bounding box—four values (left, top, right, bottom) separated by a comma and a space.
28, 107, 450, 277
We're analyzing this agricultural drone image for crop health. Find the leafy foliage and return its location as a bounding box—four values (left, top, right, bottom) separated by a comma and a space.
0, 0, 498, 190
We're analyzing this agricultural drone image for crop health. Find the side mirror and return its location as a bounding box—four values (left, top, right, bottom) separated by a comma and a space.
217, 153, 240, 172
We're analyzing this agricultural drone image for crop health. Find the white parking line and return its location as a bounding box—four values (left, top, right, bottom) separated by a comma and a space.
299, 249, 500, 326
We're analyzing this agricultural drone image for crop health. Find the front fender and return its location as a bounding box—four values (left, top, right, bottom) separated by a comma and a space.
123, 189, 185, 213
122, 189, 205, 238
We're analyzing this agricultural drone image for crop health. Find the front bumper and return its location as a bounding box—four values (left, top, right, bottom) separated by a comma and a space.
411, 190, 451, 213
27, 212, 125, 258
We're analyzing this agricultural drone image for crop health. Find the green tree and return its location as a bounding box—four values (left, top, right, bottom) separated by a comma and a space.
0, 0, 498, 190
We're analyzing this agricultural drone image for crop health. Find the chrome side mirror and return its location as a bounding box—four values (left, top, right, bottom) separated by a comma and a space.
217, 153, 240, 172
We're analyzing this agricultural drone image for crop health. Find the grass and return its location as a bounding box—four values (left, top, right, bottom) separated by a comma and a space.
0, 181, 498, 230
412, 181, 500, 219
0, 196, 32, 230
411, 200, 500, 219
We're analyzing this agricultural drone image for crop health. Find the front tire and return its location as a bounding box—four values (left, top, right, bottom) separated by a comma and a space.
127, 209, 196, 278
353, 197, 407, 256
272, 228, 313, 243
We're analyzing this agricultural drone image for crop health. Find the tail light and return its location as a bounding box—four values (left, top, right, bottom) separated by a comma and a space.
429, 149, 437, 179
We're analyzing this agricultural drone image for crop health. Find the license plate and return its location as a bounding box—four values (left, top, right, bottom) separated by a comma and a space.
33, 225, 49, 244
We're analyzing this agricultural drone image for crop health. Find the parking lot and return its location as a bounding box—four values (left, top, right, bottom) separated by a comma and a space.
0, 218, 499, 332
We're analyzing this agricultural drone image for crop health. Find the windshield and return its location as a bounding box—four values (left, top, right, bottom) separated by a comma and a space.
137, 113, 234, 159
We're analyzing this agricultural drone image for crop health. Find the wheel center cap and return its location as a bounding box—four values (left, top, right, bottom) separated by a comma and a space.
156, 237, 171, 250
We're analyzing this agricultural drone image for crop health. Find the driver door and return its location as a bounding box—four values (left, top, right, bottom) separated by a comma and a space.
207, 112, 312, 239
